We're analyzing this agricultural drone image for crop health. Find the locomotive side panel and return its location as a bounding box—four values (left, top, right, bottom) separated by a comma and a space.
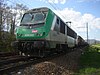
13, 7, 79, 56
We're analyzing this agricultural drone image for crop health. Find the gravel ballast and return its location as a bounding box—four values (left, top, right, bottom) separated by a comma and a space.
13, 48, 83, 75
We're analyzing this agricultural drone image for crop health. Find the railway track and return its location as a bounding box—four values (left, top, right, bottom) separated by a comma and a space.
0, 52, 18, 58
0, 56, 41, 74
0, 50, 66, 74
0, 46, 86, 75
0, 52, 42, 74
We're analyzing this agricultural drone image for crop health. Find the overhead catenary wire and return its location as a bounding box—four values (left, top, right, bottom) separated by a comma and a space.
46, 1, 77, 31
47, 1, 67, 22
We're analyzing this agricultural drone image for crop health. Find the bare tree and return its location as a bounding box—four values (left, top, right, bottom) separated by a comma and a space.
0, 1, 28, 51
0, 0, 4, 38
10, 3, 28, 34
0, 0, 28, 34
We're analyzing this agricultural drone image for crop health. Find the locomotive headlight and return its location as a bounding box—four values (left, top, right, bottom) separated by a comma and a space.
39, 32, 45, 36
17, 33, 22, 36
40, 33, 43, 36
36, 33, 43, 36
36, 32, 45, 36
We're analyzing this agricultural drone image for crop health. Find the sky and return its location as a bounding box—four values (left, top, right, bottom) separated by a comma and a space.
7, 0, 100, 41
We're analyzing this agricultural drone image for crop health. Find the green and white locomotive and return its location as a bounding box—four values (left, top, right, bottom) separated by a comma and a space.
13, 7, 77, 56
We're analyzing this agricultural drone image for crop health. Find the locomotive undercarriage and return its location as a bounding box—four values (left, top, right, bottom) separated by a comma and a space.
12, 40, 69, 57
12, 40, 51, 57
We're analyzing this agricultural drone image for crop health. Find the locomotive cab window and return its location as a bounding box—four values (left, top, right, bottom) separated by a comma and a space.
34, 13, 45, 22
21, 12, 47, 25
21, 13, 32, 24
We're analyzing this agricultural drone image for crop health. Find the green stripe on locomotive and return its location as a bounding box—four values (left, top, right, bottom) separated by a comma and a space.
16, 8, 55, 40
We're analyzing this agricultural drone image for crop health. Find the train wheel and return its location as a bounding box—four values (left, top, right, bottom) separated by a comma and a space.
62, 44, 68, 52
18, 51, 26, 56
19, 51, 22, 55
39, 49, 45, 57
56, 44, 63, 53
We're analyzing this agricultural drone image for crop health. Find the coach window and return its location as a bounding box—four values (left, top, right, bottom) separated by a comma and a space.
67, 26, 71, 37
54, 18, 60, 32
60, 20, 65, 34
57, 18, 59, 25
65, 25, 67, 35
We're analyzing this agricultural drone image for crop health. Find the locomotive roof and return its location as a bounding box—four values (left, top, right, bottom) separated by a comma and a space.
26, 7, 49, 13
25, 7, 77, 35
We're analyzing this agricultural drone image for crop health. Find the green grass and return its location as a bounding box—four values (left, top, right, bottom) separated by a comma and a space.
76, 44, 100, 75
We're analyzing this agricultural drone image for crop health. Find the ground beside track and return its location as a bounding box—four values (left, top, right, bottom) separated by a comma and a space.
77, 44, 100, 75
12, 47, 85, 75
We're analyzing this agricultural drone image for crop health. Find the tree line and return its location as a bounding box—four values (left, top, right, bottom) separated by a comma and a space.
0, 0, 28, 52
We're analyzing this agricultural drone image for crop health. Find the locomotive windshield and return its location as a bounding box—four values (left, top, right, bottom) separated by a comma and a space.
21, 12, 47, 25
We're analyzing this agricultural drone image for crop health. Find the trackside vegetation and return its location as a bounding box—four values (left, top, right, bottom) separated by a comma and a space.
0, 32, 16, 52
76, 44, 100, 75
